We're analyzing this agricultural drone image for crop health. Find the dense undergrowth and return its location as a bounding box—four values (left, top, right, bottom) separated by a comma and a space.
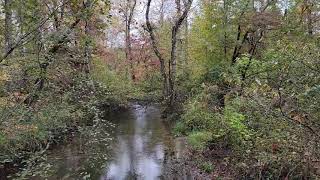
172, 13, 320, 178
174, 60, 320, 179
1, 0, 320, 179
91, 55, 163, 102
0, 53, 133, 178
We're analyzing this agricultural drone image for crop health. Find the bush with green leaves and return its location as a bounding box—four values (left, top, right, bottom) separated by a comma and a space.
223, 98, 252, 147
200, 162, 214, 173
91, 57, 131, 104
299, 85, 320, 124
0, 53, 126, 167
180, 100, 215, 132
187, 131, 213, 151
175, 87, 253, 152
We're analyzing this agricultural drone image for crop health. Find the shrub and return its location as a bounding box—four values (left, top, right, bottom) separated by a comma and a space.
173, 121, 188, 136
0, 132, 6, 146
224, 99, 252, 146
181, 99, 214, 131
200, 162, 214, 173
299, 85, 320, 121
91, 57, 132, 103
187, 131, 213, 151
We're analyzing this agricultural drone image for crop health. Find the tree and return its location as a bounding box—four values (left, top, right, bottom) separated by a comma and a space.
4, 0, 13, 54
125, 0, 137, 79
146, 0, 193, 106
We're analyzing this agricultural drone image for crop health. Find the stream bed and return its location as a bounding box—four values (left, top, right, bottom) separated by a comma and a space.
16, 103, 192, 180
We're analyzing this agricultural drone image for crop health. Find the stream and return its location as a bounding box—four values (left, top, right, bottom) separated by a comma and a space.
19, 103, 191, 180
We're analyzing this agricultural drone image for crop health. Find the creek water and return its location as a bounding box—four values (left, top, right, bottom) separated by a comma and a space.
28, 103, 190, 180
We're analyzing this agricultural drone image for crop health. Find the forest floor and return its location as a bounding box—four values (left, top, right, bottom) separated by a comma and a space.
163, 140, 237, 179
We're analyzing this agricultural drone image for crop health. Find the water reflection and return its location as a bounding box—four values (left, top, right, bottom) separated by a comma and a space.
24, 104, 189, 180
102, 104, 168, 180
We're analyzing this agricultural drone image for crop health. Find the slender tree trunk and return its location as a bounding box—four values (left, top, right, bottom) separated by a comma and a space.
182, 0, 189, 66
252, 0, 255, 10
125, 0, 136, 80
124, 0, 129, 77
160, 0, 165, 26
34, 1, 43, 53
169, 0, 182, 100
84, 0, 92, 74
223, 0, 228, 59
53, 0, 60, 30
146, 0, 192, 106
146, 0, 169, 98
168, 0, 192, 105
17, 2, 26, 55
84, 21, 91, 74
61, 0, 65, 23
306, 1, 313, 36
4, 0, 13, 55
183, 17, 189, 65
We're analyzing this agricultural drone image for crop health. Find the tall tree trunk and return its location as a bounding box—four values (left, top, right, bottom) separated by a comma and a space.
146, 0, 169, 98
223, 0, 228, 59
84, 0, 92, 74
306, 0, 313, 36
169, 0, 182, 105
168, 0, 192, 106
4, 0, 13, 55
17, 2, 26, 55
146, 0, 192, 106
182, 0, 189, 66
53, 0, 60, 30
61, 0, 65, 24
160, 0, 165, 26
183, 16, 189, 65
34, 0, 43, 53
84, 21, 91, 74
125, 0, 137, 80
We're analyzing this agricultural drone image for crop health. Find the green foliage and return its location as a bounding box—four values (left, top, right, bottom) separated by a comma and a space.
187, 131, 213, 151
180, 0, 320, 177
204, 66, 224, 84
181, 101, 214, 131
200, 162, 214, 173
133, 72, 163, 101
177, 89, 251, 150
140, 72, 162, 93
0, 53, 120, 171
0, 0, 116, 178
0, 79, 103, 164
173, 121, 188, 136
299, 85, 320, 120
224, 98, 252, 144
0, 132, 6, 146
91, 57, 130, 104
